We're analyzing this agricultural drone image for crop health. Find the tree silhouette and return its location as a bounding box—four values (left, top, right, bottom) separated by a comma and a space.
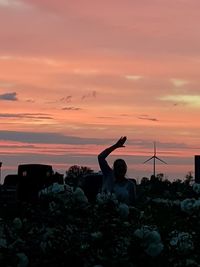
65, 165, 94, 188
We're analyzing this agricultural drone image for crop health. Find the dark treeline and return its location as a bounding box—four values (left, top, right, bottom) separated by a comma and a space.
0, 163, 196, 206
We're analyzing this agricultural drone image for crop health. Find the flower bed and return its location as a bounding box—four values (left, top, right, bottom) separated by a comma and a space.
0, 182, 200, 267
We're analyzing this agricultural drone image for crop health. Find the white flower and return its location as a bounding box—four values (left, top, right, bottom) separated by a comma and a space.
52, 183, 65, 193
39, 182, 67, 196
16, 253, 29, 267
49, 201, 57, 212
123, 222, 131, 227
40, 241, 47, 252
118, 203, 129, 219
73, 187, 88, 202
134, 226, 164, 257
152, 198, 180, 207
180, 199, 196, 214
139, 211, 145, 219
64, 184, 73, 193
145, 242, 164, 257
180, 198, 200, 214
145, 230, 161, 244
0, 238, 7, 248
134, 225, 153, 239
169, 231, 194, 254
8, 238, 25, 250
40, 241, 52, 252
134, 228, 143, 239
186, 259, 199, 266
96, 192, 118, 205
42, 227, 55, 240
80, 243, 90, 250
91, 231, 103, 240
96, 192, 105, 204
153, 198, 169, 205
192, 183, 200, 194
193, 199, 200, 210
173, 200, 181, 206
13, 217, 23, 230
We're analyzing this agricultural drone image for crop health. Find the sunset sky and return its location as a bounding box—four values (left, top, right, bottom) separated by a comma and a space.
0, 0, 200, 181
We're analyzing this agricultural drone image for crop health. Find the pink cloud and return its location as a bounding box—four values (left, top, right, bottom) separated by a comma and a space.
0, 0, 200, 59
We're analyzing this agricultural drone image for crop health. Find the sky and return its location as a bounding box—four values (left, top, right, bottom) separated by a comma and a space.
0, 0, 200, 182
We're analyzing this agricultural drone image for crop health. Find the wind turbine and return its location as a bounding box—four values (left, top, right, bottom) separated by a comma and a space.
143, 142, 167, 177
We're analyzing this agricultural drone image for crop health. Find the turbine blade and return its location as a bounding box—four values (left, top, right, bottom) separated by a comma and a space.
155, 156, 167, 164
143, 156, 154, 164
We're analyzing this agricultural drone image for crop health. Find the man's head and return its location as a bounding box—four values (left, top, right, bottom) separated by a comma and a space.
113, 159, 127, 179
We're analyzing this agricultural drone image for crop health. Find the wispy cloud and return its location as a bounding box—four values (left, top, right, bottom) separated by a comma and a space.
0, 92, 18, 101
160, 94, 200, 108
0, 113, 53, 120
120, 114, 131, 117
0, 130, 111, 145
0, 0, 28, 9
137, 115, 158, 122
73, 68, 99, 75
60, 96, 72, 103
0, 130, 191, 152
0, 81, 14, 88
26, 99, 35, 103
125, 75, 143, 81
170, 78, 189, 87
173, 102, 187, 107
97, 116, 116, 120
62, 106, 81, 111
0, 55, 59, 67
47, 96, 73, 105
81, 90, 97, 100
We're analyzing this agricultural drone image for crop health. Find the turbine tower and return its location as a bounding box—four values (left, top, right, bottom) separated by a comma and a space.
143, 142, 167, 177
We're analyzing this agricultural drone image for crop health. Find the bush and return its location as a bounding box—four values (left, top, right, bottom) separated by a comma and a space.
0, 181, 200, 267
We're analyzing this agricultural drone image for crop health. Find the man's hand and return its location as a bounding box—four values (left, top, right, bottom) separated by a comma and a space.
114, 136, 127, 148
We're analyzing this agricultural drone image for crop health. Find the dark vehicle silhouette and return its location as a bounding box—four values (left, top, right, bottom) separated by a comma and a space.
17, 164, 54, 201
0, 164, 56, 203
4, 174, 19, 186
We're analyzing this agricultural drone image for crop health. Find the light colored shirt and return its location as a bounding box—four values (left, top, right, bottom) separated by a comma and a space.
98, 152, 136, 205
